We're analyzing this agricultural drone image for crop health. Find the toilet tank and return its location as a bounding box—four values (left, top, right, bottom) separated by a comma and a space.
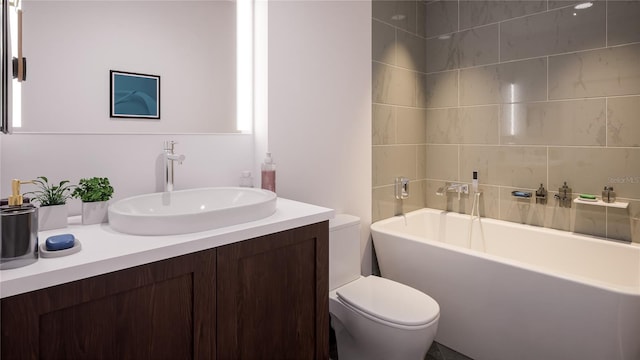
329, 214, 361, 291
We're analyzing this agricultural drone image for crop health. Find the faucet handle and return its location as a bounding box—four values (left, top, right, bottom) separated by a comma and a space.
163, 140, 177, 151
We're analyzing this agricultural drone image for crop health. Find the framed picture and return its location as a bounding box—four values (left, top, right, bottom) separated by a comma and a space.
110, 70, 160, 119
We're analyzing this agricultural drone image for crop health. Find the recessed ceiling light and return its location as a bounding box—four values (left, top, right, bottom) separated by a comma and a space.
437, 34, 452, 40
574, 2, 593, 10
391, 14, 406, 21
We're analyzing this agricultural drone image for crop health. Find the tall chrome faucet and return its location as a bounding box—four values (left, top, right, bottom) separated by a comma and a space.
163, 140, 185, 192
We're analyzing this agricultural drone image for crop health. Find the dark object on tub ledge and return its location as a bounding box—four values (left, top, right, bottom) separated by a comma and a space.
511, 191, 532, 198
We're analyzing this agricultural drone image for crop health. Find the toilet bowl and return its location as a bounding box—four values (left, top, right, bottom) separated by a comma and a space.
329, 215, 440, 360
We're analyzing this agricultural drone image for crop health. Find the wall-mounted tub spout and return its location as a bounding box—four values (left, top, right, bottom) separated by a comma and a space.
436, 182, 469, 200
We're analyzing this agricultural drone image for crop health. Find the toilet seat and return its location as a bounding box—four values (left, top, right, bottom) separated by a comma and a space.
336, 276, 439, 329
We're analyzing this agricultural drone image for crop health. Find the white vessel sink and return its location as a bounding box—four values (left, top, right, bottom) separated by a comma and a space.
108, 187, 277, 235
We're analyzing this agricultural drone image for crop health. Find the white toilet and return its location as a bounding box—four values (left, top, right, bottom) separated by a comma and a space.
329, 214, 440, 360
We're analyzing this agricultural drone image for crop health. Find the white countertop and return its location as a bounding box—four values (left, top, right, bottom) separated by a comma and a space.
0, 198, 334, 299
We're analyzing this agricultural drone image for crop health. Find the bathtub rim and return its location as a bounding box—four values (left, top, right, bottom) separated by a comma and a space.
371, 208, 640, 297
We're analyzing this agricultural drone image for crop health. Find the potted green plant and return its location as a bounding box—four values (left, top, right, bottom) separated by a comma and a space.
72, 177, 114, 225
24, 176, 75, 231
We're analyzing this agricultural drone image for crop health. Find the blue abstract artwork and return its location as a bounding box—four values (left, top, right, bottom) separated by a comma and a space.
110, 71, 160, 119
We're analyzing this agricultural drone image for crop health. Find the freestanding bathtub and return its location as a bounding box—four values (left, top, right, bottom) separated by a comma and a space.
371, 208, 640, 360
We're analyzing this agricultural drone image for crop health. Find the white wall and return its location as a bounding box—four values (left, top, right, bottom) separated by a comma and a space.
267, 0, 372, 274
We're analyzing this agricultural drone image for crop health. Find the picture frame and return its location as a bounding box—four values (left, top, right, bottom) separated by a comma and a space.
110, 70, 160, 119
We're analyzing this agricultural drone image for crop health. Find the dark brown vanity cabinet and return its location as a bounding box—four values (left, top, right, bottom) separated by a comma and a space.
1, 249, 217, 359
217, 221, 329, 359
1, 221, 329, 360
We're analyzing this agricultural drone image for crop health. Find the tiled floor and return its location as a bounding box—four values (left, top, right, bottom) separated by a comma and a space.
425, 342, 474, 360
329, 323, 473, 360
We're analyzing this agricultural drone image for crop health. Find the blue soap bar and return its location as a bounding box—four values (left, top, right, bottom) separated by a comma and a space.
46, 234, 75, 251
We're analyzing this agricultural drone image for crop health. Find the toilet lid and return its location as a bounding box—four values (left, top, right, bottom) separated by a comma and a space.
336, 276, 439, 327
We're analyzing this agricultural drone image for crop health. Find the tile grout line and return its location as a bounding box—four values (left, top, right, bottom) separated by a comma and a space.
605, 206, 609, 239
455, 0, 584, 34
376, 94, 640, 115
373, 60, 430, 75
457, 0, 460, 33
605, 0, 608, 151
546, 146, 549, 195
394, 26, 398, 73
498, 22, 501, 63
394, 25, 398, 146
602, 65, 612, 236
498, 184, 502, 221
498, 103, 502, 146
422, 41, 640, 77
605, 0, 608, 48
417, 145, 420, 187
394, 106, 398, 145
457, 144, 461, 181
547, 56, 549, 101
419, 94, 640, 112
457, 69, 460, 108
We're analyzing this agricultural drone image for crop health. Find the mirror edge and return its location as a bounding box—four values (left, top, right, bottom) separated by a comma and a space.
1, 0, 12, 134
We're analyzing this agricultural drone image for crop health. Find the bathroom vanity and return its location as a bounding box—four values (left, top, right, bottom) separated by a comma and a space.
0, 198, 332, 359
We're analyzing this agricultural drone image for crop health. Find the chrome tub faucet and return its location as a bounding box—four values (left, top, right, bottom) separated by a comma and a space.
436, 182, 469, 200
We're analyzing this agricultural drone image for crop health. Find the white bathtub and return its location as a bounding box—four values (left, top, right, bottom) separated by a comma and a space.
371, 208, 640, 360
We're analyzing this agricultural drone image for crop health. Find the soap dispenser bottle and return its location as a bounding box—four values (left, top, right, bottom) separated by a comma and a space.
602, 186, 616, 203
1, 179, 39, 270
261, 153, 276, 192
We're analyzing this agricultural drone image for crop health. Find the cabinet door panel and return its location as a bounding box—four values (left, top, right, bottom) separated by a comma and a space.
1, 250, 216, 360
217, 221, 329, 360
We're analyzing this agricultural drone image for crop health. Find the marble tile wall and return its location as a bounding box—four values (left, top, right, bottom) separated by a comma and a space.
373, 0, 429, 222
421, 0, 640, 242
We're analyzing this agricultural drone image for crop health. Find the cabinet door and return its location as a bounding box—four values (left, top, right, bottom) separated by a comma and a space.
217, 221, 329, 360
1, 249, 216, 360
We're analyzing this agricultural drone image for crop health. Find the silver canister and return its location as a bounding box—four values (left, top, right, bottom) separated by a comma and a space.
602, 186, 617, 203
607, 186, 616, 203
1, 205, 39, 270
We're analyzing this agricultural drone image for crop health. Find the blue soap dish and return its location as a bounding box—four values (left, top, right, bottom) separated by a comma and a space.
39, 239, 82, 258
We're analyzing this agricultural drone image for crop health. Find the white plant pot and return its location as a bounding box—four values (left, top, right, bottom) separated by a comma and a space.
81, 201, 109, 225
38, 204, 68, 231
